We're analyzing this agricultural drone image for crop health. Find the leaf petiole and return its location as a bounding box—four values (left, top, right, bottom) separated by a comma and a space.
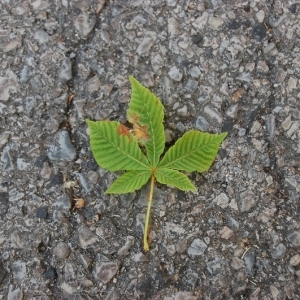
143, 174, 155, 251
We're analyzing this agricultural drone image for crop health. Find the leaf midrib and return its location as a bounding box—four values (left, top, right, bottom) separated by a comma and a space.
136, 84, 160, 167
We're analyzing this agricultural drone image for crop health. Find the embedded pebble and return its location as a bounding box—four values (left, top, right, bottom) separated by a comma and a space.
47, 131, 76, 161
59, 58, 73, 82
94, 262, 118, 284
239, 190, 256, 212
74, 13, 96, 37
0, 70, 19, 101
136, 31, 157, 55
287, 231, 300, 247
231, 257, 244, 270
117, 236, 135, 256
271, 243, 286, 259
53, 242, 70, 259
168, 66, 183, 81
12, 261, 26, 281
78, 226, 98, 248
220, 226, 233, 239
214, 193, 229, 209
7, 286, 23, 300
195, 116, 209, 131
188, 239, 207, 256
289, 254, 300, 266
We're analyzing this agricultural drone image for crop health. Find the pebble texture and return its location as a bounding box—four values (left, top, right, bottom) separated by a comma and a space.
0, 0, 300, 299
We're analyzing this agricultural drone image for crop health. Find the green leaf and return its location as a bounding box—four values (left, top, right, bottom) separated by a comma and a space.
86, 120, 151, 171
158, 131, 227, 172
127, 76, 165, 167
155, 168, 196, 191
105, 170, 152, 194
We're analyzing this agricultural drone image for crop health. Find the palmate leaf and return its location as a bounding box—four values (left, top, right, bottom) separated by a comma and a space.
86, 120, 151, 171
105, 170, 152, 194
158, 131, 227, 172
155, 168, 196, 191
127, 76, 165, 167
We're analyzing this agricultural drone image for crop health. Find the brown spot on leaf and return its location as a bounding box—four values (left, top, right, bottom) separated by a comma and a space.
128, 113, 149, 142
118, 124, 131, 140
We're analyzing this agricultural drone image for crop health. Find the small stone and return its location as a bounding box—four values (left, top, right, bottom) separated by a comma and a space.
53, 242, 70, 259
168, 17, 179, 36
184, 79, 198, 92
206, 258, 223, 275
276, 68, 287, 83
176, 239, 187, 253
52, 194, 70, 210
193, 12, 209, 30
47, 131, 76, 161
239, 190, 255, 212
220, 226, 234, 239
288, 77, 298, 92
227, 20, 241, 30
36, 206, 48, 219
196, 116, 209, 131
94, 262, 118, 284
263, 42, 278, 56
117, 236, 135, 256
79, 226, 97, 248
220, 82, 229, 96
287, 231, 300, 247
191, 34, 203, 45
59, 58, 72, 82
167, 0, 178, 6
252, 24, 267, 40
289, 254, 300, 266
34, 29, 50, 44
231, 257, 244, 270
209, 16, 224, 30
257, 61, 269, 73
189, 66, 201, 78
0, 70, 19, 102
271, 243, 286, 259
132, 252, 148, 262
188, 239, 207, 256
175, 292, 198, 300
43, 267, 57, 279
226, 104, 239, 118
7, 286, 23, 300
282, 115, 292, 131
77, 173, 93, 193
256, 10, 265, 23
12, 261, 26, 281
177, 105, 187, 117
3, 36, 22, 53
88, 76, 101, 92
136, 31, 156, 55
168, 66, 182, 82
215, 193, 229, 208
31, 0, 51, 10
257, 208, 277, 223
270, 285, 279, 300
74, 13, 96, 37
61, 282, 75, 296
265, 114, 275, 140
204, 106, 223, 124
0, 131, 10, 149
244, 251, 255, 272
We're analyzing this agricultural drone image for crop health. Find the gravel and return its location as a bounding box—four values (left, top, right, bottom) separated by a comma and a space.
1, 0, 300, 299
